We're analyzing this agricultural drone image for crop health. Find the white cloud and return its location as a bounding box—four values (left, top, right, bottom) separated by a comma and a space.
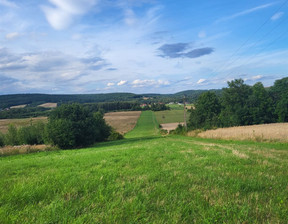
197, 79, 206, 84
271, 12, 284, 21
41, 0, 98, 30
244, 75, 263, 81
117, 80, 127, 86
251, 75, 263, 80
107, 82, 115, 87
5, 32, 20, 40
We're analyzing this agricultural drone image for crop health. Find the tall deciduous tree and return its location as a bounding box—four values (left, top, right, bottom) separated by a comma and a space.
248, 82, 274, 124
189, 91, 221, 129
220, 79, 252, 126
270, 77, 288, 122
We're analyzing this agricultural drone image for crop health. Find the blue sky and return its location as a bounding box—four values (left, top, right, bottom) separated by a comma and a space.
0, 0, 287, 94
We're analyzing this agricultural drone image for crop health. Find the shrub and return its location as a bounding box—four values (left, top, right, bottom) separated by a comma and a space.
5, 124, 19, 146
18, 122, 46, 145
107, 130, 124, 141
0, 132, 5, 147
171, 124, 187, 135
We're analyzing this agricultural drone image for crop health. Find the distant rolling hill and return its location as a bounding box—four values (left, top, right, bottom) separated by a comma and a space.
0, 90, 222, 109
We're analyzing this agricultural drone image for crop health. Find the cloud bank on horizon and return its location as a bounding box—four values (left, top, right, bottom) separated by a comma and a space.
0, 0, 287, 94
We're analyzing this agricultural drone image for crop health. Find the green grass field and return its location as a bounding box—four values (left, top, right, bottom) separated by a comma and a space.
155, 104, 191, 124
154, 110, 185, 124
1, 111, 288, 223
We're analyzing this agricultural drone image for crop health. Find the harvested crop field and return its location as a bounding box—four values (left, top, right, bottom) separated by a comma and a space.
194, 123, 288, 142
38, 103, 57, 108
10, 104, 27, 109
104, 111, 141, 134
0, 117, 48, 133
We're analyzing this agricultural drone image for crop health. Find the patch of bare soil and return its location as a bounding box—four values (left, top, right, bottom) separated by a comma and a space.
104, 111, 141, 134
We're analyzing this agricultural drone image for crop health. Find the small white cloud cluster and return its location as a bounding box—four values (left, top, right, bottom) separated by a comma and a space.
41, 0, 98, 30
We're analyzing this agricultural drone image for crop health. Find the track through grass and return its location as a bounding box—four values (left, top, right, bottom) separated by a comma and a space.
125, 111, 160, 138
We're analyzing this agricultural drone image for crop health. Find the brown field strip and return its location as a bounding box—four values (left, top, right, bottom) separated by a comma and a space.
191, 123, 288, 142
10, 104, 27, 109
104, 111, 141, 134
0, 117, 48, 134
38, 103, 57, 108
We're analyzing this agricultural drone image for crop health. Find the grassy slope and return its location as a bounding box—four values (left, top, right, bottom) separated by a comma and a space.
1, 112, 288, 223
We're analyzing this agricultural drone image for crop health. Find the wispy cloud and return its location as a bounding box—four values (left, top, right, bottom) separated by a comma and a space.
41, 0, 98, 30
271, 12, 284, 21
216, 3, 275, 23
0, 0, 18, 8
132, 79, 170, 88
5, 32, 20, 40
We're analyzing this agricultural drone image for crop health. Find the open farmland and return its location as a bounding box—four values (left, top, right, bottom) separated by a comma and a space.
0, 117, 48, 134
0, 111, 288, 223
104, 111, 141, 134
194, 123, 288, 142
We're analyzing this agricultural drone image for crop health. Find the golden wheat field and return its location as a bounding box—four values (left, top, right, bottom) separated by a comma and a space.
104, 111, 141, 134
192, 123, 288, 142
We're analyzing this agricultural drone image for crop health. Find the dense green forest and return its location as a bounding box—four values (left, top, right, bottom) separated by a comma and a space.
189, 77, 288, 130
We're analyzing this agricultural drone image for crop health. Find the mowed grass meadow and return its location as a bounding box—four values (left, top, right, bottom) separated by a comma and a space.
1, 111, 288, 223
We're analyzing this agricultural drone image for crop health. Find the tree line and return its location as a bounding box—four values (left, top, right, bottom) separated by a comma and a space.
188, 77, 288, 130
0, 103, 123, 149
